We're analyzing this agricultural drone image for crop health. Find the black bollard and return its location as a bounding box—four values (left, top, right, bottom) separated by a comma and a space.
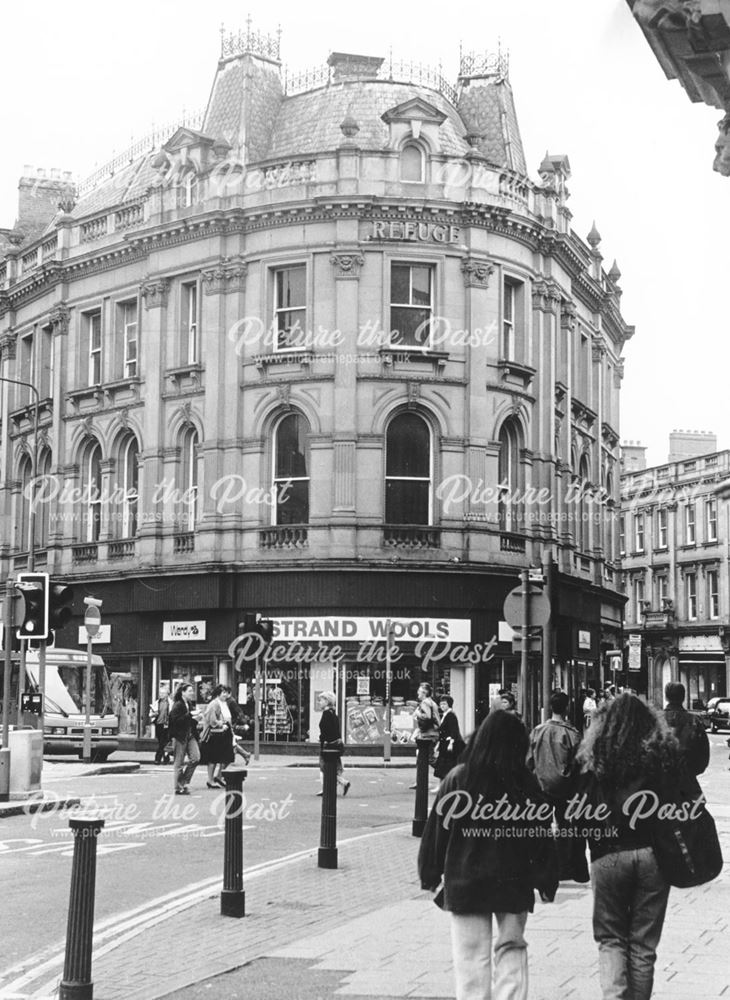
318, 748, 340, 869
59, 818, 105, 1000
221, 765, 247, 917
412, 737, 432, 837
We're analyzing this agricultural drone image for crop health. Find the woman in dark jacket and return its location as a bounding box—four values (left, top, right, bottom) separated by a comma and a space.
576, 693, 682, 1000
317, 691, 350, 797
433, 695, 465, 780
418, 710, 558, 1000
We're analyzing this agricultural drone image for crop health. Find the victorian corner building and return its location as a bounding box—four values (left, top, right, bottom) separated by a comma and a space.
0, 29, 633, 746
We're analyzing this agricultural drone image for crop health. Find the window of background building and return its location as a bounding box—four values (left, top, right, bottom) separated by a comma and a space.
85, 311, 102, 386
385, 412, 431, 524
619, 514, 625, 555
81, 441, 103, 542
39, 325, 53, 399
657, 507, 668, 549
37, 450, 51, 549
118, 301, 138, 379
576, 455, 591, 552
634, 512, 645, 553
400, 142, 425, 182
390, 264, 433, 349
686, 571, 697, 620
706, 499, 718, 542
17, 453, 32, 551
119, 437, 139, 538
274, 266, 306, 351
181, 282, 198, 365
273, 413, 310, 525
634, 576, 645, 623
708, 569, 719, 619
19, 331, 35, 407
656, 574, 668, 607
498, 419, 523, 533
685, 503, 696, 545
179, 428, 199, 532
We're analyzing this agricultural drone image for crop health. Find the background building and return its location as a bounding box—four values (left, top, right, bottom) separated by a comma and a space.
621, 433, 730, 707
0, 26, 632, 744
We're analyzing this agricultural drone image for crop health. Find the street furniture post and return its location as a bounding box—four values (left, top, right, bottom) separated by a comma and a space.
520, 568, 530, 722
318, 747, 340, 868
541, 555, 553, 723
59, 817, 105, 1000
383, 619, 394, 763
412, 736, 431, 837
221, 765, 247, 917
82, 599, 102, 763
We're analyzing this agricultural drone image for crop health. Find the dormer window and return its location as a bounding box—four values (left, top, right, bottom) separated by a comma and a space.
400, 143, 425, 182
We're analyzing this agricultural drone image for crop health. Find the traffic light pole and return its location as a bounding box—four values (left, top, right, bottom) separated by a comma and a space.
383, 620, 393, 764
2, 584, 13, 746
541, 554, 553, 723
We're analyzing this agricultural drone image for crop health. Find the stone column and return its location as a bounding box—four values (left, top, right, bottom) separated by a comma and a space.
137, 278, 169, 561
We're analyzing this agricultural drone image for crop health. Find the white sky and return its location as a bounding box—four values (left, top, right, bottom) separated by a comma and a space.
2, 0, 727, 467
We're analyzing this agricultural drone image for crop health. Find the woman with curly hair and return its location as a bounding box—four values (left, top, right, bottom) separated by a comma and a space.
577, 692, 682, 1000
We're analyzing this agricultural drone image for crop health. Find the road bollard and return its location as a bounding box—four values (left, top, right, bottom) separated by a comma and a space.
318, 748, 340, 869
59, 817, 105, 1000
221, 765, 248, 917
412, 737, 432, 837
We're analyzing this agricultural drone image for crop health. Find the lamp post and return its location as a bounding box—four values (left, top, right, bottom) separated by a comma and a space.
0, 376, 40, 740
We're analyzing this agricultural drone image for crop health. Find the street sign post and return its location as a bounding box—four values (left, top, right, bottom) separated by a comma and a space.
502, 573, 552, 726
82, 599, 102, 762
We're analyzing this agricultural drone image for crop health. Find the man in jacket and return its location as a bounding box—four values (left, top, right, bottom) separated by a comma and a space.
527, 690, 588, 882
662, 681, 710, 776
149, 684, 172, 764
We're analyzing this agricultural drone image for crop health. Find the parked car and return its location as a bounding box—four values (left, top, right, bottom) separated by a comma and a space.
706, 697, 730, 733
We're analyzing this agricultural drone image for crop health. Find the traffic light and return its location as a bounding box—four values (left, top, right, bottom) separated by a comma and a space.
15, 572, 49, 640
49, 582, 74, 631
240, 613, 275, 647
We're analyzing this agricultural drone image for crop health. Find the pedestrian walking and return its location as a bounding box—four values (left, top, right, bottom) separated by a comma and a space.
577, 692, 682, 1000
199, 684, 235, 788
410, 682, 440, 788
433, 695, 465, 780
228, 696, 252, 764
418, 710, 559, 1000
582, 687, 597, 730
317, 691, 350, 797
169, 683, 200, 795
149, 684, 172, 764
527, 690, 588, 882
662, 681, 709, 776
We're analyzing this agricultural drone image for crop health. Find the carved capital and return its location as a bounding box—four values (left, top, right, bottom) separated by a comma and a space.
591, 332, 607, 362
613, 359, 625, 388
460, 255, 495, 289
532, 278, 561, 313
48, 302, 70, 336
560, 300, 578, 332
141, 277, 170, 310
330, 252, 365, 280
202, 255, 248, 294
0, 330, 17, 361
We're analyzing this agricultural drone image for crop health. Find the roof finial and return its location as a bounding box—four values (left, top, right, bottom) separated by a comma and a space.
587, 221, 601, 248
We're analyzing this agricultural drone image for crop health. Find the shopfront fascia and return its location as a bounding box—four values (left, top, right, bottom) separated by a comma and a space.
678, 634, 729, 707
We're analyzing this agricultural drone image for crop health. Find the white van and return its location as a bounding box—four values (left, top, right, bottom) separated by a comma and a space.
22, 647, 120, 760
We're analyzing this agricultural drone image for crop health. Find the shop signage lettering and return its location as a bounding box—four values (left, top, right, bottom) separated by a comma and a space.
271, 617, 471, 643
163, 621, 207, 642
366, 220, 461, 244
628, 634, 642, 672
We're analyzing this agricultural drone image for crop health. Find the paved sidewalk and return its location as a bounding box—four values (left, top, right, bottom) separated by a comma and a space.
14, 806, 730, 1000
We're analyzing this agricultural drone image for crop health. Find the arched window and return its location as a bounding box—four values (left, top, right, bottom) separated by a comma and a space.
498, 419, 523, 533
119, 437, 139, 538
400, 143, 424, 183
385, 412, 431, 525
273, 413, 309, 525
17, 454, 32, 551
605, 469, 615, 561
36, 451, 52, 550
81, 441, 102, 542
179, 428, 199, 531
577, 454, 591, 552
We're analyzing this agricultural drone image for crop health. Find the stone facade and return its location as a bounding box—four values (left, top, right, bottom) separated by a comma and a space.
0, 33, 632, 740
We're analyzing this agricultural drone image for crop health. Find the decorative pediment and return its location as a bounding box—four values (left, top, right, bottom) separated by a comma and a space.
152, 128, 231, 177
381, 98, 447, 128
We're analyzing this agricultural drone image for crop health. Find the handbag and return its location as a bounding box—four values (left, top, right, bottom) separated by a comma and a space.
324, 738, 344, 752
652, 773, 723, 888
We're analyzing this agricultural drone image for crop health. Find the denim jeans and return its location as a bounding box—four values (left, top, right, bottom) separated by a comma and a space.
173, 736, 200, 790
591, 847, 670, 1000
449, 911, 528, 1000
